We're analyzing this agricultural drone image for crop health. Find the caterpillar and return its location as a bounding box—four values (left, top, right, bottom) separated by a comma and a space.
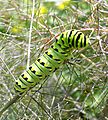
14, 30, 89, 93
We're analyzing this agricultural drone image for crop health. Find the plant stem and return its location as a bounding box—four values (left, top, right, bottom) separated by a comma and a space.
0, 95, 20, 117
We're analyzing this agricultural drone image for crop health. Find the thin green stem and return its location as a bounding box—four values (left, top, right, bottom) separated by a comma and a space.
0, 95, 20, 117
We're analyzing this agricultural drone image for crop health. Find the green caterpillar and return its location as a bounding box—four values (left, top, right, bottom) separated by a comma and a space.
14, 30, 89, 93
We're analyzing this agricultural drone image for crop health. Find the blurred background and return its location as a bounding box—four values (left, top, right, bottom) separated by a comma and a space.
0, 0, 108, 119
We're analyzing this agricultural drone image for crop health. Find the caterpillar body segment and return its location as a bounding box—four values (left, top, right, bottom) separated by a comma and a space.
14, 30, 89, 93
38, 54, 59, 71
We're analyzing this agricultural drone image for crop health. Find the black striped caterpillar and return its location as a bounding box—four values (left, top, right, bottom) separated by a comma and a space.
14, 30, 89, 93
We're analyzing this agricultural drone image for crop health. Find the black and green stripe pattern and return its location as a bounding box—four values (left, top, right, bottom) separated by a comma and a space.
14, 30, 89, 93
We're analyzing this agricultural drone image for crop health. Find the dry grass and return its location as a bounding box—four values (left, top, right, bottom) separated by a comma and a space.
0, 0, 108, 119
